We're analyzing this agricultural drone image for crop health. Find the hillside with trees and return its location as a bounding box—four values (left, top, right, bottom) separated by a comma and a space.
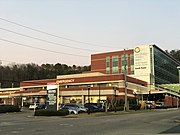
0, 63, 90, 88
0, 49, 179, 88
165, 49, 180, 62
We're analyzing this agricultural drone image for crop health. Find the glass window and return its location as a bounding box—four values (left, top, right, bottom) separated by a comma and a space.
130, 54, 134, 74
106, 56, 110, 74
121, 54, 128, 74
112, 56, 119, 74
154, 47, 179, 84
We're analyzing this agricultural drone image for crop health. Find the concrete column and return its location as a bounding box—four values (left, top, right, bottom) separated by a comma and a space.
60, 96, 63, 104
82, 95, 84, 105
12, 98, 14, 105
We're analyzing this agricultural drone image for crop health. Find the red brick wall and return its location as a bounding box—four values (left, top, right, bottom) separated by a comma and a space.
57, 74, 147, 86
165, 96, 179, 107
91, 49, 134, 74
172, 97, 178, 106
165, 95, 173, 107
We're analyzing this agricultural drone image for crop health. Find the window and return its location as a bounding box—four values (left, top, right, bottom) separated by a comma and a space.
121, 54, 128, 74
130, 54, 134, 74
106, 56, 110, 74
112, 56, 119, 74
154, 47, 179, 84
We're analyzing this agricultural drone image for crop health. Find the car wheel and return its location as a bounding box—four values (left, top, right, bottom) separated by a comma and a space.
71, 111, 75, 114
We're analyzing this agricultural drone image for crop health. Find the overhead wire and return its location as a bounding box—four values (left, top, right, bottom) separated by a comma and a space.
0, 17, 123, 65
0, 17, 119, 49
0, 38, 88, 58
0, 28, 97, 52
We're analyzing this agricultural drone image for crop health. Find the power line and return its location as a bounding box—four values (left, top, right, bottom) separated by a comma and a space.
0, 28, 97, 52
0, 17, 119, 49
0, 38, 88, 58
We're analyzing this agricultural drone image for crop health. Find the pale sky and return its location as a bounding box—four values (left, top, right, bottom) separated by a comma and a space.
0, 0, 180, 66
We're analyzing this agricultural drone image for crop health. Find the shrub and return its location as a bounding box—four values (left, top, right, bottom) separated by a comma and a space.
0, 105, 21, 113
162, 106, 167, 109
34, 109, 69, 116
108, 106, 124, 112
129, 104, 141, 111
88, 109, 105, 113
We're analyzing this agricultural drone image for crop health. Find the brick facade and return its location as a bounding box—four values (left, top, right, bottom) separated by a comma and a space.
91, 49, 134, 74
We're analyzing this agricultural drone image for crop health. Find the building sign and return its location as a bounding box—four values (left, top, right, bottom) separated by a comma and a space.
47, 84, 57, 110
134, 45, 151, 83
57, 79, 75, 84
47, 89, 56, 105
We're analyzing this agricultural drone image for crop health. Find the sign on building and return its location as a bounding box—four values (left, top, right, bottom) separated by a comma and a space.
134, 45, 151, 84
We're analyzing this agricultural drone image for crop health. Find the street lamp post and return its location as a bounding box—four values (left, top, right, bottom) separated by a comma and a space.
134, 92, 137, 111
114, 87, 117, 112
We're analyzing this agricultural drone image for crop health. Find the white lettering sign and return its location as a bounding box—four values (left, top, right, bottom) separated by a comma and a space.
134, 45, 151, 83
58, 79, 75, 84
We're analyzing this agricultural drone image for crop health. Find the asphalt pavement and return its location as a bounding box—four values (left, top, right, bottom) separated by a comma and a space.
0, 108, 180, 135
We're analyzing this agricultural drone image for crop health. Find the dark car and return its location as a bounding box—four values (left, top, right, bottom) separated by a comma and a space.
84, 103, 101, 112
36, 103, 46, 109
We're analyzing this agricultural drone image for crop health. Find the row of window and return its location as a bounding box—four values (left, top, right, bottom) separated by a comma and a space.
106, 54, 134, 74
154, 47, 179, 84
60, 82, 120, 89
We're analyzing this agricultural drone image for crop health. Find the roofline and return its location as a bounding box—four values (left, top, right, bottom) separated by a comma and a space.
152, 44, 180, 65
91, 49, 133, 56
21, 78, 56, 83
0, 87, 20, 91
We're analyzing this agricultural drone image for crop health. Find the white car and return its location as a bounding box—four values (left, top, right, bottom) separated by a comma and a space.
64, 103, 88, 113
62, 106, 78, 114
29, 103, 38, 110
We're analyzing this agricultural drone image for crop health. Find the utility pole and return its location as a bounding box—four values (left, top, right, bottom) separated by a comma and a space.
56, 83, 60, 111
124, 49, 128, 111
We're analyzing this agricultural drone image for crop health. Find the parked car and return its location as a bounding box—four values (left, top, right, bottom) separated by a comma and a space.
84, 103, 100, 111
61, 106, 78, 114
58, 103, 64, 109
77, 104, 88, 113
29, 103, 38, 110
146, 102, 155, 109
155, 102, 164, 109
64, 103, 88, 113
36, 103, 46, 109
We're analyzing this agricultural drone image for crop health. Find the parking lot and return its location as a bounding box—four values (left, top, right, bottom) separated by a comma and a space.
0, 107, 180, 135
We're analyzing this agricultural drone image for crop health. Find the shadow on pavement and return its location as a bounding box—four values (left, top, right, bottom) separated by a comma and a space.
160, 124, 180, 134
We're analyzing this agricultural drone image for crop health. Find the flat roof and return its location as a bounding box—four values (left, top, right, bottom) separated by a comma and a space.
57, 72, 105, 79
